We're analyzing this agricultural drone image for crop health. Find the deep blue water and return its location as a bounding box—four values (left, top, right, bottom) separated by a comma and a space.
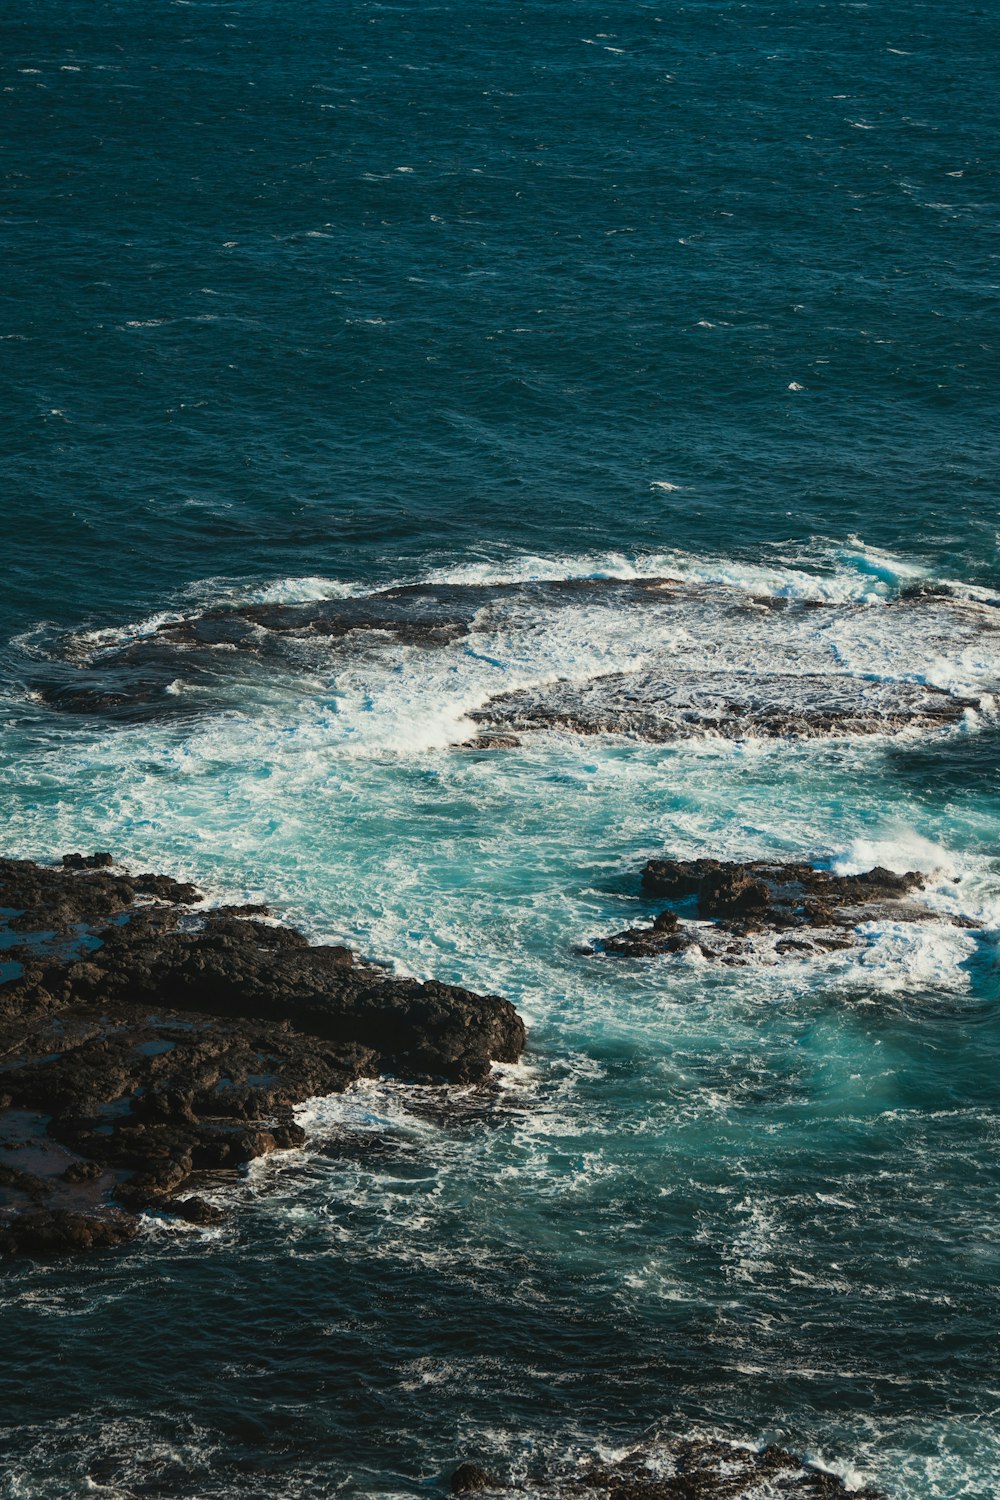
2, 1, 1000, 1496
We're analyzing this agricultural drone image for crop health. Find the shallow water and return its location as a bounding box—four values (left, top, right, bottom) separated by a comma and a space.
3, 0, 1000, 1495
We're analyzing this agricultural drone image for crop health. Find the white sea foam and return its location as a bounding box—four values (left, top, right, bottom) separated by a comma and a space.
831, 832, 958, 879
72, 610, 185, 656
228, 574, 364, 605
156, 540, 954, 609
843, 920, 979, 993
417, 546, 894, 601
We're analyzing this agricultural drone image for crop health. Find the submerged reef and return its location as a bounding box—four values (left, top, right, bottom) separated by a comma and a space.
589, 857, 974, 964
0, 855, 524, 1256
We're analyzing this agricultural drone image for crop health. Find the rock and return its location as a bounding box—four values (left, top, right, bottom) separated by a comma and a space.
132, 872, 203, 903
641, 860, 710, 900
172, 1196, 225, 1226
451, 1463, 496, 1493
31, 582, 496, 720
0, 1209, 139, 1258
465, 733, 523, 750
62, 1159, 103, 1183
456, 1438, 881, 1499
0, 856, 526, 1257
698, 869, 771, 919
473, 668, 978, 744
590, 856, 958, 964
26, 578, 997, 739
62, 852, 114, 870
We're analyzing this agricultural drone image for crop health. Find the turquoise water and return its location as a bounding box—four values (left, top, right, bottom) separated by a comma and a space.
3, 1, 1000, 1495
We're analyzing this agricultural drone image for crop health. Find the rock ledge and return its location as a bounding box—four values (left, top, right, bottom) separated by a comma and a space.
0, 855, 525, 1256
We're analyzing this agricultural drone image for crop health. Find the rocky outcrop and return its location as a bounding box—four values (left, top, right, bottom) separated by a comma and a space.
23, 578, 996, 742
0, 856, 525, 1256
32, 579, 672, 720
589, 857, 968, 963
473, 669, 978, 744
448, 1438, 881, 1498
451, 1464, 497, 1494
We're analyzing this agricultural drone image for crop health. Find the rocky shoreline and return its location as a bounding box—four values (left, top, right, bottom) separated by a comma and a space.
0, 852, 899, 1498
0, 855, 525, 1257
588, 856, 972, 964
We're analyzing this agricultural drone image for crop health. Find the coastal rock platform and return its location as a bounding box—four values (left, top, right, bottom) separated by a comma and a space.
24, 577, 996, 739
0, 855, 525, 1256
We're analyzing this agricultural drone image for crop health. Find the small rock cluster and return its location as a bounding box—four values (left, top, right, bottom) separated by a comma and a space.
590, 857, 963, 963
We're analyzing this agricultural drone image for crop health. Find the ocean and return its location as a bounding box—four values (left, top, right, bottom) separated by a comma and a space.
2, 0, 1000, 1495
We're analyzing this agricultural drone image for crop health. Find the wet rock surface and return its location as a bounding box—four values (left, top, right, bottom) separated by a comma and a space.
0, 856, 525, 1256
474, 668, 978, 744
590, 857, 966, 963
452, 1438, 881, 1498
452, 1463, 497, 1493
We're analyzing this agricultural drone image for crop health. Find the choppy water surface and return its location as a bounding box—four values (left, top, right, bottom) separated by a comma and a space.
3, 0, 1000, 1496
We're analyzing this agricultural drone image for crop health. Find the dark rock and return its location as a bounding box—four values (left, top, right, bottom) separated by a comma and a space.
0, 1163, 50, 1204
591, 856, 958, 964
641, 860, 711, 900
0, 856, 526, 1257
132, 872, 203, 904
698, 869, 771, 919
0, 1208, 139, 1257
62, 852, 114, 870
465, 734, 523, 750
172, 1196, 225, 1226
62, 1159, 103, 1183
451, 1463, 496, 1493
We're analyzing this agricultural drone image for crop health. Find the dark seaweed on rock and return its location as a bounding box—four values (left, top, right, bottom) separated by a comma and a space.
0, 856, 525, 1257
589, 857, 967, 964
474, 669, 978, 744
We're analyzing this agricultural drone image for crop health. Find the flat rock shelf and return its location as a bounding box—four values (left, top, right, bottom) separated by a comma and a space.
473, 669, 978, 745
